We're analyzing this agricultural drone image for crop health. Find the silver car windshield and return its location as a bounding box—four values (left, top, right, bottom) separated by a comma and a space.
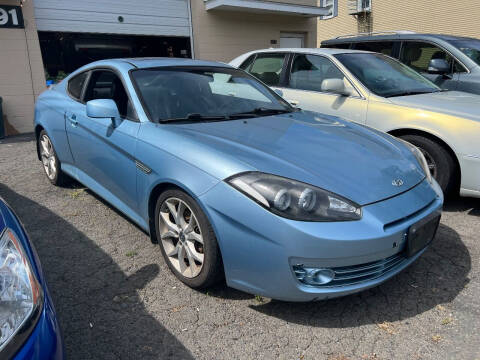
334, 53, 441, 98
131, 66, 293, 123
451, 39, 480, 66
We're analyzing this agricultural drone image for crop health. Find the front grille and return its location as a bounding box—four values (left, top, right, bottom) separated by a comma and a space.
293, 252, 407, 287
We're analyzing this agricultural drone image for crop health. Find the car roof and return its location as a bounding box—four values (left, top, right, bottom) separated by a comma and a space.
241, 48, 370, 56
96, 57, 233, 69
76, 57, 233, 71
322, 33, 478, 44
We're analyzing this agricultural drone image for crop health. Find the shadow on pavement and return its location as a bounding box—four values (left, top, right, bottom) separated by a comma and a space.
0, 184, 194, 360
248, 223, 470, 328
443, 195, 480, 217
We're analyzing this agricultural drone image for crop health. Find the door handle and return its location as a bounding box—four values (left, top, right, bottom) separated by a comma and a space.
289, 100, 299, 106
68, 114, 78, 127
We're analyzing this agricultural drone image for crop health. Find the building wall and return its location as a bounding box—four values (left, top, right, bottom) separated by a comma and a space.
191, 1, 318, 62
317, 0, 480, 44
0, 0, 45, 135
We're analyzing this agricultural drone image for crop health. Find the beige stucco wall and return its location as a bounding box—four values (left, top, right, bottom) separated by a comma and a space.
191, 1, 318, 62
0, 0, 45, 135
317, 0, 480, 44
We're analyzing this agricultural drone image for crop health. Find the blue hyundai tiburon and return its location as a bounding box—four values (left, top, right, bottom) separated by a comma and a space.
34, 58, 443, 301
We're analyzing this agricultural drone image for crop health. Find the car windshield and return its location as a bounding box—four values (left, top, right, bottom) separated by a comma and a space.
131, 66, 293, 122
334, 53, 441, 98
450, 39, 480, 66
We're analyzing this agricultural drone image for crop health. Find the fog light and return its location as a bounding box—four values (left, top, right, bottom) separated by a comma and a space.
293, 265, 335, 286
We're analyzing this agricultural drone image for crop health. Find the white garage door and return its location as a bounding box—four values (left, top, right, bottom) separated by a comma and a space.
34, 0, 191, 37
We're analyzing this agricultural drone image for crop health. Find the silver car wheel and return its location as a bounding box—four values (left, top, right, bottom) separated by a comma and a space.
159, 197, 204, 278
40, 135, 57, 180
419, 147, 438, 179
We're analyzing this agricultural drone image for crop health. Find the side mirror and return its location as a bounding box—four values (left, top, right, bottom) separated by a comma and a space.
274, 89, 284, 97
86, 99, 121, 127
427, 59, 450, 75
321, 78, 352, 96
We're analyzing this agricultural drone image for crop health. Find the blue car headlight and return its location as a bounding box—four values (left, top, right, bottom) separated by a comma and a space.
0, 228, 43, 353
227, 172, 362, 221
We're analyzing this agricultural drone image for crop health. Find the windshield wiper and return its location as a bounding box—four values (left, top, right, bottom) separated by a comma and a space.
228, 107, 293, 119
385, 90, 440, 98
159, 113, 228, 123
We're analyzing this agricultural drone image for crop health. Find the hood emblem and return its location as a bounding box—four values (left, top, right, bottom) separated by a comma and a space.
392, 179, 404, 187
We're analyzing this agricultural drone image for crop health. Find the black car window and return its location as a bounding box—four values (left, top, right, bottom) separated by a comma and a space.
239, 55, 256, 72
247, 53, 286, 86
400, 41, 466, 73
67, 72, 88, 101
289, 54, 345, 92
84, 70, 136, 120
353, 41, 395, 56
322, 42, 352, 49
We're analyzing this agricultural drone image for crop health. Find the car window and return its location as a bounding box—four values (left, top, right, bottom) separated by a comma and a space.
400, 41, 466, 73
289, 54, 346, 93
84, 70, 136, 120
322, 43, 351, 49
248, 53, 285, 86
353, 41, 395, 56
239, 55, 256, 72
67, 72, 88, 101
335, 53, 440, 98
131, 67, 292, 122
450, 39, 480, 66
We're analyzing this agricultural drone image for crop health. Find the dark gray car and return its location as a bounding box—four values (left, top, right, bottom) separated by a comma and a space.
321, 32, 480, 95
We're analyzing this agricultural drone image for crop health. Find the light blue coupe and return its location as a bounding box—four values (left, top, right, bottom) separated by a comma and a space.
34, 58, 443, 301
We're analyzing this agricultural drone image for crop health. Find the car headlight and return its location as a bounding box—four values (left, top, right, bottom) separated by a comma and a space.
227, 172, 362, 221
399, 139, 432, 183
0, 228, 42, 353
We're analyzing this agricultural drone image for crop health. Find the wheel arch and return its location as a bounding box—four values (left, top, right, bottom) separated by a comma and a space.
388, 127, 461, 189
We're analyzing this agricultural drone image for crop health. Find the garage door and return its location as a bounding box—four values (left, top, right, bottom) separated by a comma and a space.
34, 0, 191, 37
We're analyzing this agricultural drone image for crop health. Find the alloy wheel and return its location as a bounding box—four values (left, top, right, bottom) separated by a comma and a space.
159, 197, 204, 278
40, 135, 57, 180
419, 147, 438, 179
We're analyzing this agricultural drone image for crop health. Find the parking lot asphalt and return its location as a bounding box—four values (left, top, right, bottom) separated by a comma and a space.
0, 134, 479, 360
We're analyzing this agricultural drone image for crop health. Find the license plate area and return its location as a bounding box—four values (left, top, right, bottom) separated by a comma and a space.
407, 212, 441, 257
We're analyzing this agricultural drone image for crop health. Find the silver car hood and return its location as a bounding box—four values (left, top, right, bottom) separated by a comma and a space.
387, 91, 480, 122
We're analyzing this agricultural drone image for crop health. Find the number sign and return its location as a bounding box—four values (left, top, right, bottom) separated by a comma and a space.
0, 5, 24, 29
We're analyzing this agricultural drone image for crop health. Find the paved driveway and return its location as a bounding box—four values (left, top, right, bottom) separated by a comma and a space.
1, 134, 479, 360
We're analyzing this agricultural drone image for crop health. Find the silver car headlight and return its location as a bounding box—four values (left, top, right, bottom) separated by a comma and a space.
0, 228, 42, 352
227, 172, 362, 221
399, 139, 432, 183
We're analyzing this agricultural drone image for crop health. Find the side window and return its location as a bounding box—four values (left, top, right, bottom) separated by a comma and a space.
322, 43, 352, 49
400, 41, 465, 73
239, 55, 256, 72
289, 54, 346, 93
248, 53, 286, 86
67, 72, 88, 101
353, 41, 395, 56
84, 70, 136, 120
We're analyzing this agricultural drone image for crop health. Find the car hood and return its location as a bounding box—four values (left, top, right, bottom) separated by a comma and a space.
388, 91, 480, 121
169, 111, 425, 205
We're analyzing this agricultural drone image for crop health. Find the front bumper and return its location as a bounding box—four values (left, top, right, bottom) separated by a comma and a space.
199, 179, 443, 302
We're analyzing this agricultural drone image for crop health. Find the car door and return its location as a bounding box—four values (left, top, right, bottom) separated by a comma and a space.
399, 41, 462, 90
65, 68, 140, 212
279, 53, 368, 124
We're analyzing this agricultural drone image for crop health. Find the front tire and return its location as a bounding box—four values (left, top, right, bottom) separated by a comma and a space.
154, 189, 223, 289
38, 130, 68, 186
399, 134, 457, 194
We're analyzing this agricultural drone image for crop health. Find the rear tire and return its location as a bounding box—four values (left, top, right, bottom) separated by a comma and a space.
155, 189, 223, 289
399, 134, 457, 195
38, 130, 68, 186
